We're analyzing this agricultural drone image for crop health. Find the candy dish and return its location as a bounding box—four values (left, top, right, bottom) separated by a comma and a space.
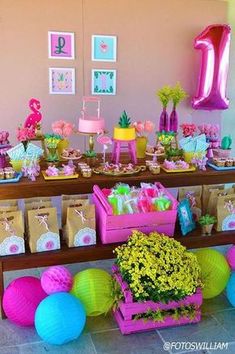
61, 148, 82, 161
145, 145, 165, 157
93, 163, 146, 176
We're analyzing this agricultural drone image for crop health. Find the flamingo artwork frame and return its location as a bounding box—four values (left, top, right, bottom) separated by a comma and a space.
91, 35, 117, 62
91, 69, 116, 95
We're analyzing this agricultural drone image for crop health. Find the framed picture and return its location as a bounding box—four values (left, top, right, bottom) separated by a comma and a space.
49, 68, 75, 95
91, 35, 117, 62
48, 31, 75, 59
178, 199, 196, 236
91, 69, 116, 95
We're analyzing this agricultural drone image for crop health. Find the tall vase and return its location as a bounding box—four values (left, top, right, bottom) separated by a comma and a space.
169, 108, 178, 132
159, 108, 169, 132
136, 136, 148, 159
57, 139, 69, 157
47, 147, 58, 162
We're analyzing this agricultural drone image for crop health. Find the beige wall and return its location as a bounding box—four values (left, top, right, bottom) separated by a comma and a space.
0, 0, 227, 149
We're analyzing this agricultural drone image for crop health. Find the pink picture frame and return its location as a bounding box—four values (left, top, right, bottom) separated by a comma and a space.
48, 31, 75, 59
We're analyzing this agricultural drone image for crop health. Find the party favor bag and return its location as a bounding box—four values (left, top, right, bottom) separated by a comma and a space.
62, 194, 89, 226
0, 211, 25, 256
178, 186, 202, 221
217, 194, 235, 231
65, 205, 96, 247
202, 184, 225, 213
207, 188, 234, 217
0, 199, 18, 208
28, 207, 60, 253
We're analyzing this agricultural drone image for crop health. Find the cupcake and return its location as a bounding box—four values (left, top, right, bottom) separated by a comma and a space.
0, 169, 4, 180
4, 167, 15, 179
225, 159, 233, 167
216, 158, 226, 167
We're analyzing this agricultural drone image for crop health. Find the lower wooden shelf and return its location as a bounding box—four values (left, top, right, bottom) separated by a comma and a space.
1, 229, 235, 271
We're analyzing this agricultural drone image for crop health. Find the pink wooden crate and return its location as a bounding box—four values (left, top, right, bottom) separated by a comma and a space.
93, 182, 178, 244
112, 265, 202, 335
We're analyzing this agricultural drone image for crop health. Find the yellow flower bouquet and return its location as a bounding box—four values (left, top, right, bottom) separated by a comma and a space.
114, 230, 202, 303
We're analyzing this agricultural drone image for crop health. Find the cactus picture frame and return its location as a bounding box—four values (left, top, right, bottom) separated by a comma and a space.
91, 69, 116, 95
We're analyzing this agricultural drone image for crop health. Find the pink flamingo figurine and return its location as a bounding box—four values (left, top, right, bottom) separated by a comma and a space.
97, 131, 112, 164
24, 98, 42, 129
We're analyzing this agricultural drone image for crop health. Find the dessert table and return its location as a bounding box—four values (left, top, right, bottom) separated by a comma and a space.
0, 162, 235, 318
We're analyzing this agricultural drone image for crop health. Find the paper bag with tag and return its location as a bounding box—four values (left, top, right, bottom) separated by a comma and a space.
0, 210, 25, 256
217, 194, 235, 231
178, 186, 202, 221
28, 207, 60, 253
65, 204, 96, 247
61, 194, 89, 226
202, 184, 225, 213
207, 188, 234, 217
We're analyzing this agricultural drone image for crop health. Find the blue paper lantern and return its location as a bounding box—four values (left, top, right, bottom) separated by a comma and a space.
35, 292, 86, 345
226, 272, 235, 307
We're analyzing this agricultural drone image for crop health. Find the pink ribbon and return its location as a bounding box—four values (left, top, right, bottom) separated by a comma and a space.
35, 214, 49, 230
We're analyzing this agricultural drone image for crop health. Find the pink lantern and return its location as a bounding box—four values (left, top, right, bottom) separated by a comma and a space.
192, 24, 231, 110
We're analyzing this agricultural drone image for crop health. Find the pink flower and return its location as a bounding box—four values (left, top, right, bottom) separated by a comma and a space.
144, 121, 155, 133
180, 123, 197, 137
133, 121, 144, 134
16, 126, 35, 142
52, 120, 74, 138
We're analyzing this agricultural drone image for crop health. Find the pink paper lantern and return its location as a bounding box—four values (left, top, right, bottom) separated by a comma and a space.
3, 276, 47, 326
226, 246, 235, 270
41, 266, 73, 295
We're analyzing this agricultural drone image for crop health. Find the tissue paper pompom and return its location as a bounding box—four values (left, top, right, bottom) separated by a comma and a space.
41, 266, 73, 294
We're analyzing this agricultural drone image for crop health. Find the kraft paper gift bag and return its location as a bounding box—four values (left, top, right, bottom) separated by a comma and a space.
0, 205, 18, 213
202, 184, 225, 213
28, 207, 60, 253
0, 199, 18, 208
207, 188, 234, 217
0, 211, 25, 256
217, 194, 235, 231
62, 194, 89, 226
178, 186, 202, 221
65, 205, 96, 247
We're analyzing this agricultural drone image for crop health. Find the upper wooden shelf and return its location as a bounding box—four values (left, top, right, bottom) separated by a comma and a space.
0, 166, 235, 199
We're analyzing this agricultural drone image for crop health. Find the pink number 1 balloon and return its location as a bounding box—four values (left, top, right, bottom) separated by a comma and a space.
192, 24, 231, 110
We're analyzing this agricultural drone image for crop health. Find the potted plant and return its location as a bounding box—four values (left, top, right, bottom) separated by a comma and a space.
165, 147, 184, 161
156, 85, 172, 132
133, 120, 155, 158
170, 82, 188, 132
44, 133, 61, 162
112, 230, 203, 334
198, 214, 217, 236
113, 111, 136, 141
84, 150, 97, 167
216, 135, 232, 158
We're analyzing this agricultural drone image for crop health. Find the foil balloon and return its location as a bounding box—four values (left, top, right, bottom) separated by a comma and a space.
192, 24, 231, 110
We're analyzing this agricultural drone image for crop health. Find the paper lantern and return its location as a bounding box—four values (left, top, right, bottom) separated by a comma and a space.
35, 292, 86, 345
71, 268, 113, 316
3, 276, 47, 326
41, 266, 73, 294
195, 249, 230, 299
226, 246, 235, 270
226, 272, 235, 306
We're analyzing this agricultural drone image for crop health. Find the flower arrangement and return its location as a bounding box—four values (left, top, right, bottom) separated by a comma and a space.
198, 214, 217, 226
156, 86, 172, 109
165, 147, 184, 161
180, 123, 197, 137
16, 126, 35, 142
0, 131, 9, 146
198, 124, 219, 141
133, 120, 155, 137
51, 120, 74, 139
157, 131, 175, 146
84, 150, 97, 158
44, 134, 61, 148
171, 82, 188, 110
114, 230, 202, 303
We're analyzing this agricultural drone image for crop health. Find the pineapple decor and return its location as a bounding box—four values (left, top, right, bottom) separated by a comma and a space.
114, 111, 136, 141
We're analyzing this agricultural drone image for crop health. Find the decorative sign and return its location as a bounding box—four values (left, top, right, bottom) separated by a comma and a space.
91, 69, 116, 95
49, 68, 75, 95
192, 24, 231, 110
48, 31, 75, 59
92, 35, 117, 62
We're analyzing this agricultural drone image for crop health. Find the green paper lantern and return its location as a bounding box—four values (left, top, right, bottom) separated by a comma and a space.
195, 249, 230, 299
70, 269, 113, 316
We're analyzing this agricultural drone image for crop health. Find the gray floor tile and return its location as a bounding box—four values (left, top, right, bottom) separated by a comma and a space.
158, 314, 233, 353
16, 333, 95, 353
85, 312, 118, 334
91, 329, 165, 354
213, 309, 235, 340
201, 293, 232, 314
0, 320, 40, 347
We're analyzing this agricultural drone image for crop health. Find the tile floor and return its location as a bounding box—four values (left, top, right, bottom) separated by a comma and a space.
0, 257, 234, 354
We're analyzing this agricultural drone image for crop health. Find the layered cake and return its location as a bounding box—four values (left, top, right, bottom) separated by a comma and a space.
113, 111, 136, 141
78, 97, 105, 134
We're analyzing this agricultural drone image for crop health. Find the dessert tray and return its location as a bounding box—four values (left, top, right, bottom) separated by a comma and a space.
207, 162, 235, 171
93, 163, 146, 176
161, 165, 196, 173
60, 148, 82, 161
42, 171, 79, 181
161, 160, 196, 173
0, 172, 22, 184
